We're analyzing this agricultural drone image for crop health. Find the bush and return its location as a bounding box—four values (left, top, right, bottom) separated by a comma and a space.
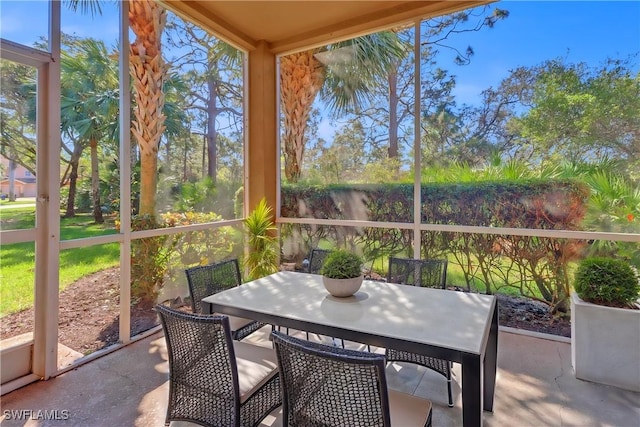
574, 257, 640, 307
130, 215, 176, 307
281, 180, 589, 312
321, 250, 363, 279
124, 211, 239, 307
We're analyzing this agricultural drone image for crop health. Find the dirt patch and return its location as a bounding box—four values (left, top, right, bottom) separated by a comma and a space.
1, 267, 159, 355
0, 268, 570, 354
496, 293, 570, 337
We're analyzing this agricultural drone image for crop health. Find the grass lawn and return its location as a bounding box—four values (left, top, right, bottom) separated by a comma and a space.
1, 207, 119, 315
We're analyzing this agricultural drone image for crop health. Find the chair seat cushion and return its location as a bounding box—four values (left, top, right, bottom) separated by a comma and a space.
389, 389, 432, 426
224, 315, 257, 332
233, 341, 278, 403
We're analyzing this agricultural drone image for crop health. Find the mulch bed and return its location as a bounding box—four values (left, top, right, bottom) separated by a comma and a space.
0, 267, 570, 355
496, 293, 570, 337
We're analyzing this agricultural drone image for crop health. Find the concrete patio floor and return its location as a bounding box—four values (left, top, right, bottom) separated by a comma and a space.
1, 327, 638, 427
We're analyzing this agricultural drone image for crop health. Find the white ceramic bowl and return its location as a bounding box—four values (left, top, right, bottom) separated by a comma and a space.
322, 275, 364, 297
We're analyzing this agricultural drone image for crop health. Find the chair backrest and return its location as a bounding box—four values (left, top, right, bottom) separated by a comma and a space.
272, 330, 392, 427
387, 257, 447, 289
155, 304, 241, 426
185, 259, 242, 313
308, 248, 333, 274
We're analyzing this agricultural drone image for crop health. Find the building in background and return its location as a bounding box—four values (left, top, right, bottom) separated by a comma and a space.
0, 155, 36, 199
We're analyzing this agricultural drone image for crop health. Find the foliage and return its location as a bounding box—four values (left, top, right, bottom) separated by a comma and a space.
172, 176, 217, 212
499, 58, 640, 178
164, 15, 243, 186
282, 180, 589, 312
127, 210, 239, 306
0, 60, 37, 180
244, 198, 279, 280
163, 211, 240, 292
574, 257, 640, 307
234, 186, 244, 219
319, 32, 409, 116
3, 2, 637, 321
320, 250, 364, 279
129, 215, 176, 307
157, 214, 220, 273
59, 35, 119, 222
281, 31, 407, 182
583, 170, 639, 234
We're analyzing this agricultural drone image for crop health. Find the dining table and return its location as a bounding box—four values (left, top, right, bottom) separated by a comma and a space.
201, 271, 498, 427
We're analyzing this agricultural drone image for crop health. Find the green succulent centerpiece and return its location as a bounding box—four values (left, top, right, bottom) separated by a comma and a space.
320, 250, 364, 297
321, 250, 363, 279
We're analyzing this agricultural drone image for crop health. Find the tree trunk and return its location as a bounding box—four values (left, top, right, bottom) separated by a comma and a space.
129, 0, 167, 216
387, 67, 399, 159
90, 137, 104, 224
201, 133, 206, 176
280, 51, 325, 183
206, 75, 218, 182
65, 146, 83, 218
8, 159, 16, 201
182, 137, 188, 181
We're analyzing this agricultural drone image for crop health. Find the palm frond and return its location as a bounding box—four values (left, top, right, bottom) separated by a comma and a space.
64, 0, 103, 17
319, 31, 409, 116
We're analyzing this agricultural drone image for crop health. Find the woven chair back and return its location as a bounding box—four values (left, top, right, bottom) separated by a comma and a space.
185, 259, 242, 313
156, 304, 241, 426
272, 331, 392, 427
308, 248, 333, 274
387, 257, 447, 289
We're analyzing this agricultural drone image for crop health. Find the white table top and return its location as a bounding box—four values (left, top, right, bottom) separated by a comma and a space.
203, 271, 496, 355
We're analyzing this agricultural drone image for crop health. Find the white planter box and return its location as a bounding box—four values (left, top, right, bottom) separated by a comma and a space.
571, 293, 640, 392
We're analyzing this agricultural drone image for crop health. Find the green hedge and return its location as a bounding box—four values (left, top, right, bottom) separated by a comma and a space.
282, 180, 590, 313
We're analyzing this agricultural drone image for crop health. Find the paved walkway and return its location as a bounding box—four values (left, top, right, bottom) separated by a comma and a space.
1, 328, 639, 426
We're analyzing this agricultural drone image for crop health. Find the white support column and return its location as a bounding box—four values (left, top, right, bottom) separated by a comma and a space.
33, 0, 61, 379
119, 1, 132, 344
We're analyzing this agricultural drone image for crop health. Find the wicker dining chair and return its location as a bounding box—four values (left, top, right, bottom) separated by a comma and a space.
386, 256, 454, 407
387, 257, 448, 289
185, 259, 265, 340
155, 304, 281, 427
271, 331, 432, 427
307, 248, 333, 274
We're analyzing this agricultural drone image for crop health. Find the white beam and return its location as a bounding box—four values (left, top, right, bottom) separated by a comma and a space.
119, 1, 132, 345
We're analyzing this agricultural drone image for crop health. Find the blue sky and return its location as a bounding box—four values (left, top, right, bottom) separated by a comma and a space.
447, 1, 640, 106
2, 0, 638, 110
0, 0, 120, 48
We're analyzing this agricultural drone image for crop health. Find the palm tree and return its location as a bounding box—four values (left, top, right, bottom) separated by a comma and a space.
129, 0, 167, 216
280, 32, 407, 182
68, 0, 167, 217
60, 37, 119, 222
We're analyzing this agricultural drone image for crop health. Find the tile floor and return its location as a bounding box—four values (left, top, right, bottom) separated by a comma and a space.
1, 327, 639, 427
